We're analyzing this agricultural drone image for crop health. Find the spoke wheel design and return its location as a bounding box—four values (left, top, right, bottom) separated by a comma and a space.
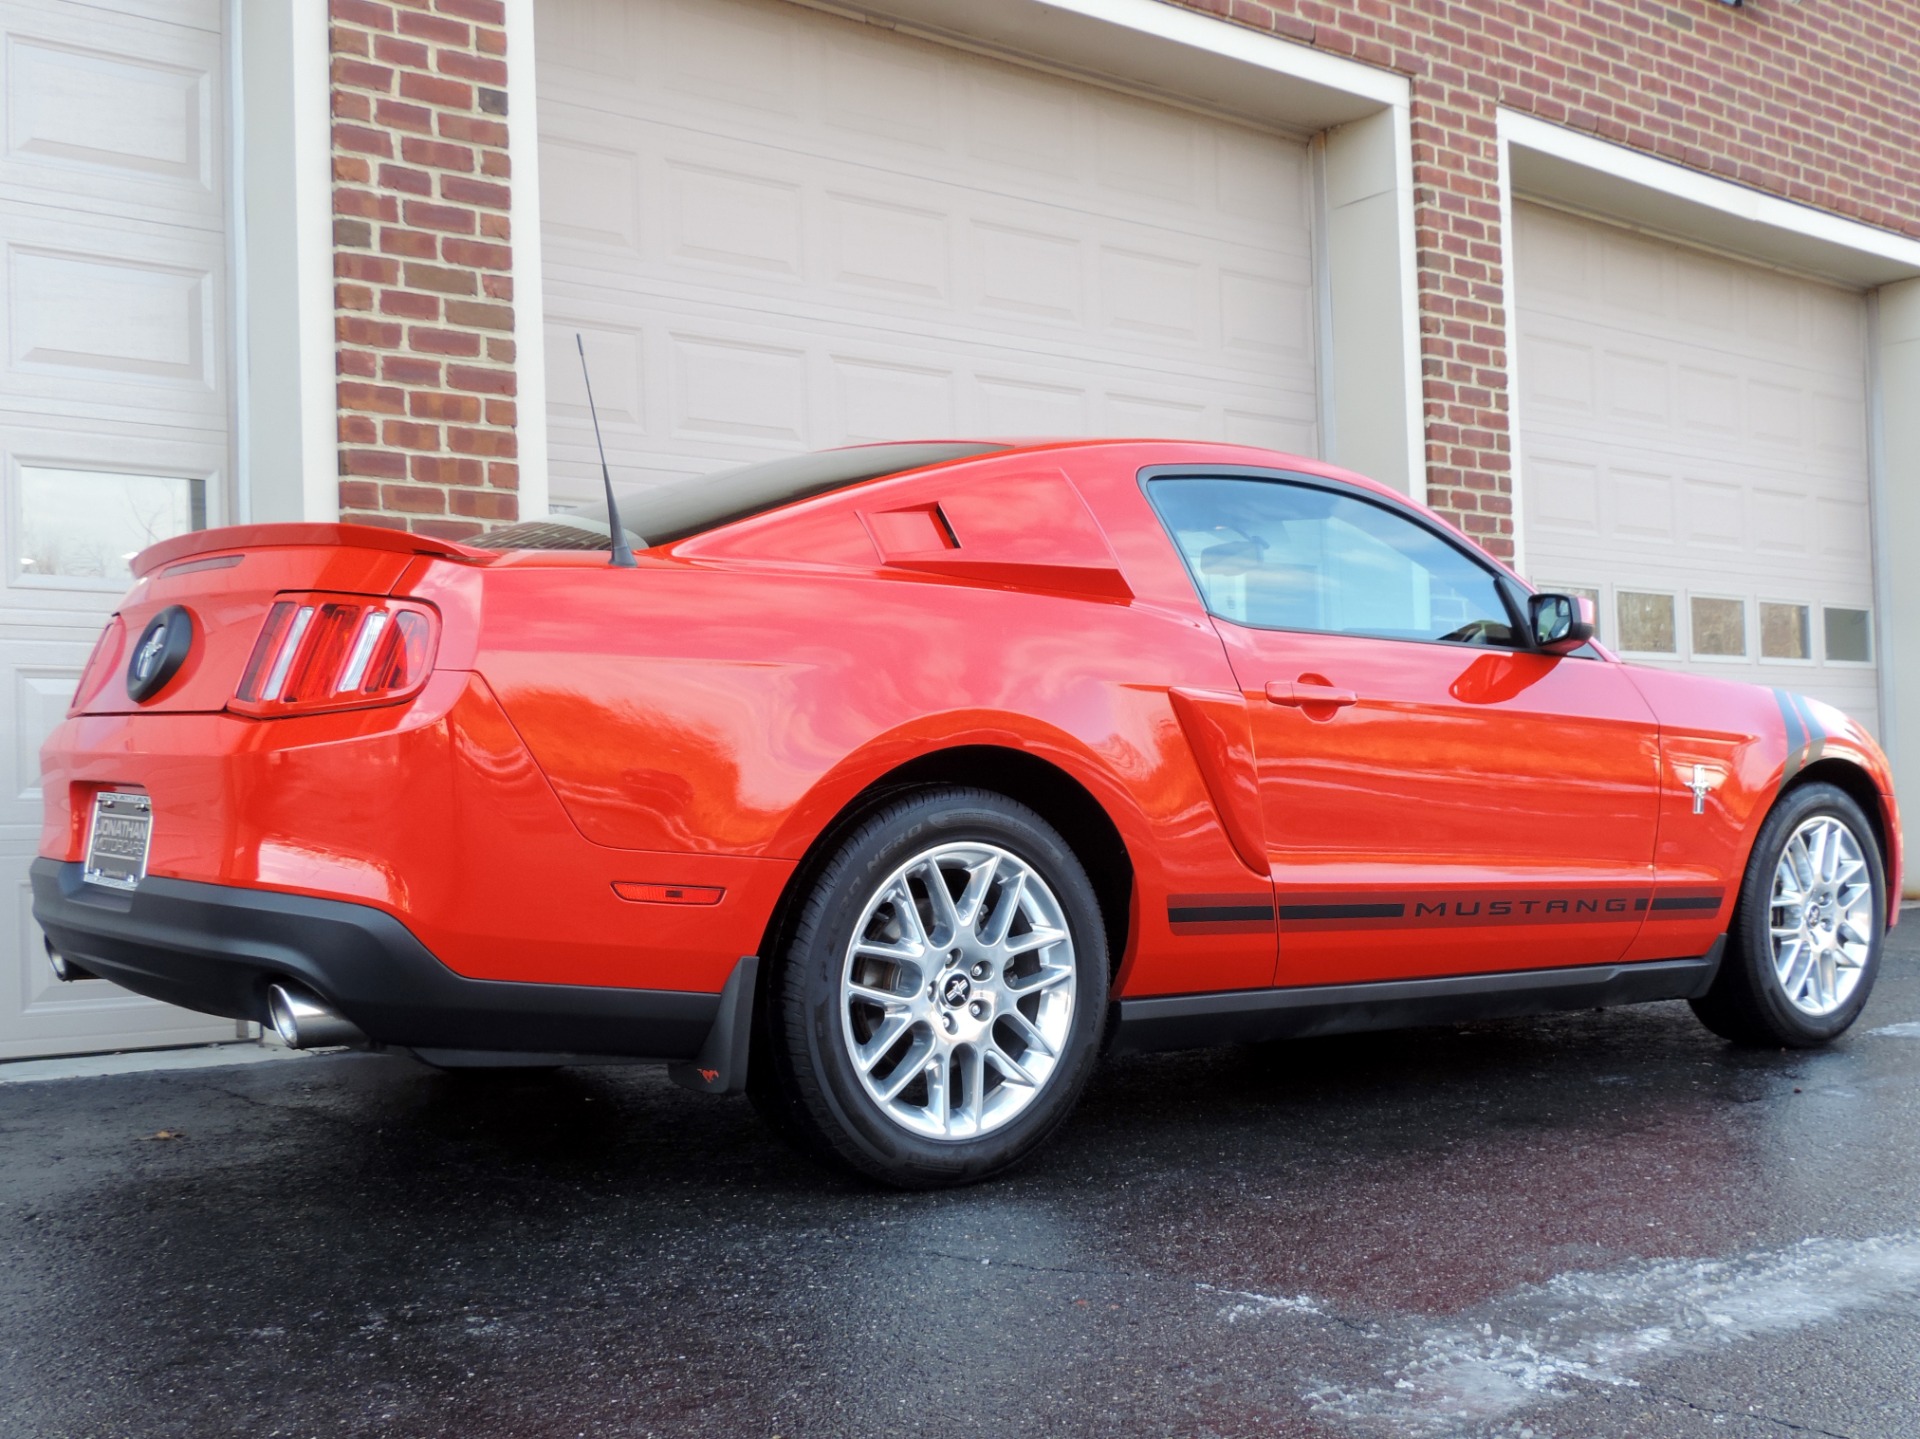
1769, 815, 1873, 1017
840, 842, 1076, 1141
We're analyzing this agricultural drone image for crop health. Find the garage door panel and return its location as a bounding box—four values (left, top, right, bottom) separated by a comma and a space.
0, 0, 232, 1057
0, 0, 223, 229
1517, 202, 1878, 732
540, 0, 1318, 510
539, 98, 1310, 354
2, 213, 225, 430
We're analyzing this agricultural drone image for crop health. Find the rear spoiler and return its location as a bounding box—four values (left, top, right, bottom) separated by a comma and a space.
132, 523, 495, 580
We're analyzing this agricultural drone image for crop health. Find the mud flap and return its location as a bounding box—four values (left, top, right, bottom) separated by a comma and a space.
668, 955, 759, 1096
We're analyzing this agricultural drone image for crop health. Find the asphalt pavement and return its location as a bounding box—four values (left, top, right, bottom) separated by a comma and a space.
4, 922, 1919, 1438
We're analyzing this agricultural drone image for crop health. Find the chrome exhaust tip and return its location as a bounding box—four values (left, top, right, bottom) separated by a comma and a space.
44, 936, 96, 983
266, 982, 366, 1050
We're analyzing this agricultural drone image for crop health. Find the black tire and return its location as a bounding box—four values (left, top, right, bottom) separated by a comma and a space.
754, 787, 1109, 1189
1690, 780, 1885, 1048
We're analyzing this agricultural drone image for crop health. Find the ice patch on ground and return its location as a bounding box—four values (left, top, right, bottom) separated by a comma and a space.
1223, 1232, 1920, 1436
1868, 1020, 1920, 1038
1196, 1282, 1322, 1323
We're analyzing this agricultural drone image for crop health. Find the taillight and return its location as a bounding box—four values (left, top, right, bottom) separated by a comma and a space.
231, 595, 438, 717
69, 617, 127, 715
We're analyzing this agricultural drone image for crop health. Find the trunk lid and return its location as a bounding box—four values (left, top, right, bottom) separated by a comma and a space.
77, 524, 491, 716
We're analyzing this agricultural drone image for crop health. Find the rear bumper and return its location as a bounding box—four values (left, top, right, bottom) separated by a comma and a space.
30, 858, 720, 1060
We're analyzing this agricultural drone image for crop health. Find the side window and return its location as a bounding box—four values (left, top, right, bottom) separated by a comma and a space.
1147, 477, 1520, 646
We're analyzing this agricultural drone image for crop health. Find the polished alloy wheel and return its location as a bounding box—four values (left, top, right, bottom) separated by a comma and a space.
1769, 815, 1873, 1017
840, 842, 1076, 1140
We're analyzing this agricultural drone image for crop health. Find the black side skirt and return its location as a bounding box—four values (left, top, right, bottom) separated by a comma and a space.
1107, 939, 1725, 1056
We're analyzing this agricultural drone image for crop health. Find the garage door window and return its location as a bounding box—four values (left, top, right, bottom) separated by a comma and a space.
1761, 602, 1812, 661
1148, 477, 1520, 646
1690, 596, 1747, 658
1824, 608, 1873, 664
17, 467, 206, 585
1616, 591, 1676, 654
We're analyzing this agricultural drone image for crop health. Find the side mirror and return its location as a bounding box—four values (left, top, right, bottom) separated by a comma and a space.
1528, 592, 1596, 654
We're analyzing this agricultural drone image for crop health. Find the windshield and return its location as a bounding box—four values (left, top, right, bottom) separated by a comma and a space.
473, 442, 1007, 552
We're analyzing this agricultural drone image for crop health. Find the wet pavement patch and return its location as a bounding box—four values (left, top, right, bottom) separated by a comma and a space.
3, 929, 1920, 1438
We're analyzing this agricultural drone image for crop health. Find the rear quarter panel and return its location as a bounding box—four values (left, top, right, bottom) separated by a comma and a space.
451, 449, 1278, 997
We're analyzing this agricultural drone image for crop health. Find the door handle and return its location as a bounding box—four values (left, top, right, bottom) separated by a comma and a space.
1265, 680, 1358, 708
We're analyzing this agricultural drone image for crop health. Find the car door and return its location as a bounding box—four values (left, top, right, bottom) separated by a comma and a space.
1144, 470, 1663, 987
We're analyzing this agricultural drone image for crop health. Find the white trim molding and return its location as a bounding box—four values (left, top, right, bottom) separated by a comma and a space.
232, 0, 336, 524
504, 0, 548, 522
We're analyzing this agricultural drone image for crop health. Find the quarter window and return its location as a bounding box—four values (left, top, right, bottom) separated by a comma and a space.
1147, 477, 1519, 646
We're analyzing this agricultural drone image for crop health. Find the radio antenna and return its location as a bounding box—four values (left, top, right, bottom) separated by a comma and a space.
576, 333, 637, 568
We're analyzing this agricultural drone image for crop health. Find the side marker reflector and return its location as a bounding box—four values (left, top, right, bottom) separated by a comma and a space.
613, 882, 724, 906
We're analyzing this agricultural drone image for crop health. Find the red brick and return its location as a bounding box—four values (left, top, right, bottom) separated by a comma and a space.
381, 419, 442, 450
400, 136, 475, 172
437, 0, 504, 24
331, 0, 395, 31
381, 354, 442, 386
447, 425, 516, 458
436, 118, 509, 153
409, 455, 485, 486
402, 199, 477, 233
340, 448, 408, 480
332, 123, 393, 158
381, 483, 449, 514
445, 364, 515, 397
411, 391, 482, 422
338, 315, 402, 348
438, 49, 507, 86
399, 71, 473, 110
338, 382, 406, 415
403, 262, 478, 295
378, 289, 441, 320
395, 10, 469, 46
414, 517, 489, 540
440, 174, 509, 209
444, 300, 512, 332
450, 487, 519, 520
408, 326, 484, 357
441, 237, 511, 271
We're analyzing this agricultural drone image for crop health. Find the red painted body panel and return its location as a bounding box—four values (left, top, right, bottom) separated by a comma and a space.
38, 440, 1900, 1015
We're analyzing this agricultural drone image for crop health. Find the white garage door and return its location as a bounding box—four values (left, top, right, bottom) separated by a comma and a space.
0, 0, 234, 1058
1515, 203, 1879, 732
535, 0, 1319, 509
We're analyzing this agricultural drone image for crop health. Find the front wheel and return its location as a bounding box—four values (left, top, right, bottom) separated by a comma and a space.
757, 787, 1109, 1188
1690, 781, 1885, 1047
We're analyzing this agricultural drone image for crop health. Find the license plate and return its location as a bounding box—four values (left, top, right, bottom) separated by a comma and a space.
84, 792, 151, 890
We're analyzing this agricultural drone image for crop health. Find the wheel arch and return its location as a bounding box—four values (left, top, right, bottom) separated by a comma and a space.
1783, 757, 1891, 879
1743, 757, 1901, 931
754, 745, 1136, 983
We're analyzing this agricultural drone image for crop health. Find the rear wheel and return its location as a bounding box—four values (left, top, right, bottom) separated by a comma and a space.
757, 788, 1108, 1188
1690, 781, 1884, 1047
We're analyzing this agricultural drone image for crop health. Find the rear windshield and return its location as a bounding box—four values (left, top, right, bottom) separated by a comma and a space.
473, 442, 1006, 552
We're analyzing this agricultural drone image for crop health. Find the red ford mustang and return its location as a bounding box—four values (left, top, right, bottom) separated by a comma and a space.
35, 441, 1900, 1186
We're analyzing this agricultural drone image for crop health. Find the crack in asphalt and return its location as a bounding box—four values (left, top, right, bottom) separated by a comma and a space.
1635, 1383, 1861, 1439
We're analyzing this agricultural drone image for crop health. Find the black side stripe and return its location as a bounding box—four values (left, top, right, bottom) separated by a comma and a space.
1775, 687, 1808, 784
1277, 903, 1407, 922
1794, 691, 1828, 768
1168, 904, 1276, 925
1651, 895, 1721, 912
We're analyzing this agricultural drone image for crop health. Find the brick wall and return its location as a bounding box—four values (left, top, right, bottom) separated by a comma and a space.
1169, 0, 1920, 561
329, 0, 518, 540
322, 0, 1920, 552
